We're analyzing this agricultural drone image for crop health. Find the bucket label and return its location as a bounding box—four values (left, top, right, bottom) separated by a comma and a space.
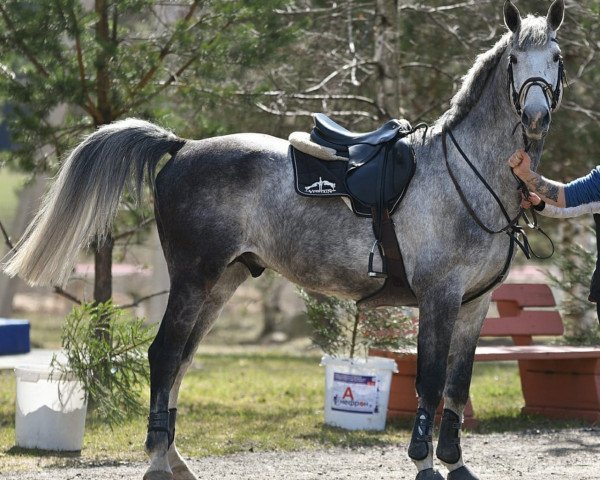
331, 372, 378, 414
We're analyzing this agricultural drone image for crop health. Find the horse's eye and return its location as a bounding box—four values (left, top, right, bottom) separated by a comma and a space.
553, 53, 561, 63
510, 55, 518, 64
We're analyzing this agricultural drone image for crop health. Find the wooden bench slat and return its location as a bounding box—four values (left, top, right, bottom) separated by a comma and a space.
491, 283, 556, 307
377, 345, 600, 362
474, 345, 600, 361
480, 311, 564, 337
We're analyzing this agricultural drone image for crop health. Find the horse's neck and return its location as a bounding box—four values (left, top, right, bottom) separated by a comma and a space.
449, 64, 543, 213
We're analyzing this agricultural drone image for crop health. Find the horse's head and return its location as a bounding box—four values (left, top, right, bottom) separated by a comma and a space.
504, 0, 566, 140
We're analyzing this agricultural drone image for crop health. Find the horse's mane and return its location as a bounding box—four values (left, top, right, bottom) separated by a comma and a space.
437, 16, 553, 130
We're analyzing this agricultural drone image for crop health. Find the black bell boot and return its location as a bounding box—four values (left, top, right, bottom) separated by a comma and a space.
415, 468, 444, 480
447, 465, 480, 480
408, 408, 434, 460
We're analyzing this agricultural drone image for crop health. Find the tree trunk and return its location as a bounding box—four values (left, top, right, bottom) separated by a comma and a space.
93, 235, 113, 304
93, 0, 114, 308
374, 0, 400, 120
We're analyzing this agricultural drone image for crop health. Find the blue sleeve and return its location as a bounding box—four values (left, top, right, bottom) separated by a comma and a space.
564, 167, 600, 207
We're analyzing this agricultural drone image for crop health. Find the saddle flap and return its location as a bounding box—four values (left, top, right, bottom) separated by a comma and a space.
345, 138, 415, 210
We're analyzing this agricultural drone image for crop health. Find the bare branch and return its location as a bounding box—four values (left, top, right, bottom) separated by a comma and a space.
304, 61, 377, 93
426, 12, 469, 50
562, 101, 600, 124
399, 62, 457, 81
256, 103, 376, 120
274, 4, 352, 16
112, 218, 156, 241
0, 218, 13, 251
399, 1, 495, 14
53, 286, 82, 305
130, 0, 200, 97
118, 290, 169, 310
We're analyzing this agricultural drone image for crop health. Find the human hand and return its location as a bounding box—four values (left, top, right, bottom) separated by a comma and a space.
508, 149, 532, 179
528, 192, 542, 206
520, 192, 541, 209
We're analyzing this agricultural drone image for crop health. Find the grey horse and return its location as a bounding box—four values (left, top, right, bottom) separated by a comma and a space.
4, 1, 566, 479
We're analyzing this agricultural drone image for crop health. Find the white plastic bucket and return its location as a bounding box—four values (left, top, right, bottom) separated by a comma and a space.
320, 355, 398, 431
15, 364, 87, 451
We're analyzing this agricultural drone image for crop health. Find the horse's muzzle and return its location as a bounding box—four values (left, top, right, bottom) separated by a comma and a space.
521, 105, 551, 140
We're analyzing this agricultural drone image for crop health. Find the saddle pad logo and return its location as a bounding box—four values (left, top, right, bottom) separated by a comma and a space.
304, 176, 336, 194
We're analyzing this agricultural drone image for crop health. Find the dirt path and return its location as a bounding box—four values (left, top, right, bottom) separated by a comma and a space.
2, 428, 599, 480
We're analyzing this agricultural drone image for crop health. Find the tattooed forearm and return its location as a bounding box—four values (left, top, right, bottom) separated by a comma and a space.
523, 172, 565, 206
528, 175, 559, 201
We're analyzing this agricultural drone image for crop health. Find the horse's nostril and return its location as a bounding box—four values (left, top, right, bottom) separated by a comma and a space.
521, 111, 530, 127
542, 110, 551, 128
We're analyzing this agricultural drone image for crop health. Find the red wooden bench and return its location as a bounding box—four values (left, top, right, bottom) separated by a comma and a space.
370, 283, 600, 428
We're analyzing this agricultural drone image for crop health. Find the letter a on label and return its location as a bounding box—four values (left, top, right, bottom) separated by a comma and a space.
342, 387, 354, 400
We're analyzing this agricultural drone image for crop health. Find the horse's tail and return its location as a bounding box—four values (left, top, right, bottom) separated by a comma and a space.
3, 118, 185, 287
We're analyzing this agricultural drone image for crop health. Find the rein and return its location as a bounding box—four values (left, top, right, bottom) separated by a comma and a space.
442, 127, 554, 261
441, 124, 555, 304
442, 129, 523, 235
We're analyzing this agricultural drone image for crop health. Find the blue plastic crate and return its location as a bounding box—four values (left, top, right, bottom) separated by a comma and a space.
0, 318, 30, 355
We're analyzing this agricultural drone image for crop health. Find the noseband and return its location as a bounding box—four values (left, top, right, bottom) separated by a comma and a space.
507, 38, 566, 116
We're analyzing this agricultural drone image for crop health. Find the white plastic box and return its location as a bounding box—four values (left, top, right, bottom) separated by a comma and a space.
320, 355, 398, 431
15, 365, 87, 451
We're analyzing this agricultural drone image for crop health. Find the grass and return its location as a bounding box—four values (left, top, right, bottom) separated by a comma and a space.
0, 353, 589, 472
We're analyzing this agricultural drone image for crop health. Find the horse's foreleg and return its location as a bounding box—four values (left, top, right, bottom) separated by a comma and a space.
166, 264, 250, 480
436, 295, 490, 480
408, 288, 462, 480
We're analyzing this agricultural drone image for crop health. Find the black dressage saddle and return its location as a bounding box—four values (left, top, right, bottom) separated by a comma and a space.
310, 113, 415, 214
291, 113, 419, 307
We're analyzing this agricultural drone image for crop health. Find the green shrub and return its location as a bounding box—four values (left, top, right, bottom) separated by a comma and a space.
300, 290, 417, 358
51, 301, 156, 425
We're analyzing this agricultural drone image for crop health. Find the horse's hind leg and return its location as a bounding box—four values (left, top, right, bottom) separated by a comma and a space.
408, 286, 462, 480
166, 263, 250, 480
436, 295, 490, 480
144, 259, 247, 480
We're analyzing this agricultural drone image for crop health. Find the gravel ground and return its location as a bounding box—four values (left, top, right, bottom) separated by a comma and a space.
2, 428, 599, 480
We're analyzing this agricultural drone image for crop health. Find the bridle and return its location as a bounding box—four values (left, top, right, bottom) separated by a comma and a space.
507, 38, 566, 116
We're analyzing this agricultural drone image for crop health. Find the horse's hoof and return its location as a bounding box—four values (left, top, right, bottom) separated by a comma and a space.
172, 464, 199, 480
143, 470, 174, 480
447, 465, 480, 480
416, 468, 445, 480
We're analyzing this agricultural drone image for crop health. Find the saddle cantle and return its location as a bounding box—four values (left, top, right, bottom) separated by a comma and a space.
312, 113, 411, 145
290, 113, 419, 307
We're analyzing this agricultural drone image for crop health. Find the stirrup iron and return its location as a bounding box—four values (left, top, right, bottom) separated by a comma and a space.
368, 240, 387, 278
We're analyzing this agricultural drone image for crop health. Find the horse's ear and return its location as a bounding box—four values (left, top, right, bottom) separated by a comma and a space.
547, 0, 565, 32
503, 0, 521, 33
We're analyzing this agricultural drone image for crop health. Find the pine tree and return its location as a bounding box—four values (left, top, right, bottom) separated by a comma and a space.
0, 0, 294, 303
